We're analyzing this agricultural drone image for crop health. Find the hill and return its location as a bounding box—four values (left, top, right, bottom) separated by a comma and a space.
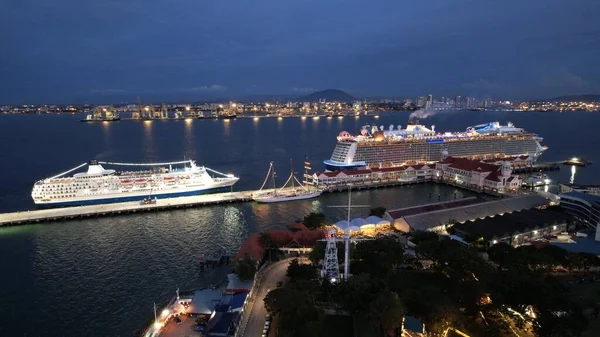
538, 94, 600, 102
297, 89, 356, 102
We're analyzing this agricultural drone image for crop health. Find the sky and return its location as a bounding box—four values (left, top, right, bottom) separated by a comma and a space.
1, 0, 600, 104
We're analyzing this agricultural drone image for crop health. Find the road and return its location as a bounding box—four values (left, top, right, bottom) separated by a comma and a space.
241, 259, 290, 337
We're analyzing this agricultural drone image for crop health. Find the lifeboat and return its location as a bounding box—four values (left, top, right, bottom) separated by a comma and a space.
123, 185, 133, 189
164, 177, 176, 181
135, 178, 147, 183
122, 179, 133, 184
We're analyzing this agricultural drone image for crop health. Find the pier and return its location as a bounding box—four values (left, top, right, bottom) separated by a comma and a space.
0, 191, 252, 226
512, 162, 561, 173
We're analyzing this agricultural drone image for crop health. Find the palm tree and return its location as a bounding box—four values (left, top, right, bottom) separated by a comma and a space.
258, 232, 276, 262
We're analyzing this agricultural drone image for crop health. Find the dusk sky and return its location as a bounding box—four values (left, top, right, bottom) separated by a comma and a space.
2, 0, 599, 103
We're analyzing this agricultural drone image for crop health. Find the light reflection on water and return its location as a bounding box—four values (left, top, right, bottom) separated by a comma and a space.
143, 120, 155, 162
570, 165, 577, 184
1, 111, 600, 336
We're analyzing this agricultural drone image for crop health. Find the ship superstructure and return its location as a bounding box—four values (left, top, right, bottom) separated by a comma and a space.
324, 121, 546, 171
31, 160, 239, 206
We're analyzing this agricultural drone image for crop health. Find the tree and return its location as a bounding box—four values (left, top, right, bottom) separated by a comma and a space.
264, 281, 324, 337
309, 240, 344, 266
303, 212, 327, 229
287, 258, 317, 281
367, 290, 405, 336
258, 232, 276, 262
369, 206, 387, 218
234, 254, 256, 281
410, 231, 439, 245
351, 237, 405, 277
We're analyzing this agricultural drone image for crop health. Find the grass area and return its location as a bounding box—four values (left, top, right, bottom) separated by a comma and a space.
320, 315, 354, 337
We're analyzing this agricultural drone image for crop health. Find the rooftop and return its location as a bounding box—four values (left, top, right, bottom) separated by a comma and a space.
396, 195, 550, 231
560, 192, 600, 204
452, 208, 572, 240
388, 197, 480, 219
551, 232, 600, 256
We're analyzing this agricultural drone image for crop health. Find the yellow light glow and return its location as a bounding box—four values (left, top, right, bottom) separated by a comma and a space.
161, 309, 169, 318
154, 321, 162, 330
253, 117, 259, 121
301, 116, 307, 120
278, 116, 283, 120
374, 115, 380, 119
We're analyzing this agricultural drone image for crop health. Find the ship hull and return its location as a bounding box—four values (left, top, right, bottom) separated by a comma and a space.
34, 184, 235, 207
325, 137, 544, 170
253, 191, 322, 203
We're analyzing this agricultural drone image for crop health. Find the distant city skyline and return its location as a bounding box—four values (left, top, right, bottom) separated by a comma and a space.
2, 1, 600, 104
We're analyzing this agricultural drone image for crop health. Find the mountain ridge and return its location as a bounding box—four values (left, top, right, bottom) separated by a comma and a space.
297, 89, 357, 102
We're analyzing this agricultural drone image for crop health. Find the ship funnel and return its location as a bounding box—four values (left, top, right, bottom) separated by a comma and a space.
397, 125, 402, 130
431, 125, 435, 132
389, 124, 394, 131
380, 125, 384, 131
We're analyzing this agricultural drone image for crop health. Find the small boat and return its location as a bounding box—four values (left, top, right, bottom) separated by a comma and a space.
522, 173, 551, 187
164, 177, 175, 181
563, 157, 592, 167
253, 160, 322, 203
135, 178, 147, 183
122, 179, 133, 184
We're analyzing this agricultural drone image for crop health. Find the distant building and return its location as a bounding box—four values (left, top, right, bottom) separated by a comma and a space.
455, 95, 462, 109
425, 94, 433, 109
559, 192, 600, 241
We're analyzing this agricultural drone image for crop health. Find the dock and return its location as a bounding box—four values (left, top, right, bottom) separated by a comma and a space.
512, 162, 561, 173
0, 191, 253, 226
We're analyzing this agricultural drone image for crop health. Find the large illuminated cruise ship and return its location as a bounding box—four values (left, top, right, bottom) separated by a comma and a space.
324, 121, 547, 171
31, 160, 239, 206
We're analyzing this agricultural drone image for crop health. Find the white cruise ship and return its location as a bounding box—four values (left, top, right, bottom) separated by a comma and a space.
31, 160, 239, 206
324, 120, 547, 171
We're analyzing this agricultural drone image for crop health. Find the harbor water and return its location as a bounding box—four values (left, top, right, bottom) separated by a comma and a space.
0, 111, 598, 336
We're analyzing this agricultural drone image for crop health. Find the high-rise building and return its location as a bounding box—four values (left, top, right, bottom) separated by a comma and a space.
426, 94, 433, 109
455, 96, 462, 109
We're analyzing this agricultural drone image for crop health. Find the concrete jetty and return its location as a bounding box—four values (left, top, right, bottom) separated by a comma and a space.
0, 191, 253, 226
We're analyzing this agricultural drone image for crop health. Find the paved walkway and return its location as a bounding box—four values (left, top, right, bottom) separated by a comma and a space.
237, 259, 292, 337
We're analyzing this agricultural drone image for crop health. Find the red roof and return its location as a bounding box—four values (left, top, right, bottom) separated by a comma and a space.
484, 170, 502, 182
371, 167, 407, 173
317, 171, 340, 177
344, 169, 372, 175
444, 157, 500, 172
235, 227, 325, 261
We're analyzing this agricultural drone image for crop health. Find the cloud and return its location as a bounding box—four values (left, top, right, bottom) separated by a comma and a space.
291, 87, 315, 93
89, 89, 129, 94
181, 85, 226, 92
462, 79, 500, 91
541, 69, 588, 88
